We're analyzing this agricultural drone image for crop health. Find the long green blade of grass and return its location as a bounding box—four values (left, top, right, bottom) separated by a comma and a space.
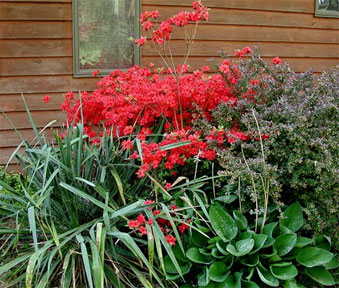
76, 234, 94, 288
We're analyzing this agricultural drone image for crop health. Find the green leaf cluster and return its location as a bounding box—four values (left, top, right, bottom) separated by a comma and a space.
166, 202, 337, 287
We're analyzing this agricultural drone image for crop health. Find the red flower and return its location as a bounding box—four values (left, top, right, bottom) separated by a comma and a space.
43, 95, 51, 104
179, 219, 191, 234
136, 213, 145, 224
272, 57, 282, 65
123, 126, 133, 135
122, 140, 133, 151
128, 220, 141, 228
165, 183, 172, 190
92, 70, 99, 77
146, 218, 153, 225
165, 235, 176, 246
138, 226, 147, 235
145, 199, 155, 205
136, 36, 147, 46
153, 210, 161, 215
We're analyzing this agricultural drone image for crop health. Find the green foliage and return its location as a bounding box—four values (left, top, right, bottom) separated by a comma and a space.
164, 202, 337, 287
208, 54, 339, 252
0, 96, 172, 287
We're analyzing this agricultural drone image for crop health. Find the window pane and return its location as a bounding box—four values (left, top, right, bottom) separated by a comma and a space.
77, 0, 137, 70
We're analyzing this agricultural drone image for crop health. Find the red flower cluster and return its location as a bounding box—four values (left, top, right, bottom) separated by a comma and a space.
136, 1, 208, 46
61, 65, 234, 138
133, 130, 217, 177
272, 57, 282, 65
43, 95, 51, 104
127, 200, 191, 246
234, 46, 253, 58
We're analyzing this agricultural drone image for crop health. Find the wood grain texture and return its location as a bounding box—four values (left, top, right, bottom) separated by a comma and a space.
142, 56, 339, 73
0, 128, 55, 147
0, 39, 72, 57
2, 0, 71, 2
143, 40, 339, 58
0, 92, 69, 112
0, 76, 98, 94
143, 0, 314, 13
0, 57, 73, 76
0, 57, 72, 76
0, 2, 71, 20
0, 22, 72, 39
0, 110, 65, 130
143, 5, 339, 30
167, 24, 339, 43
0, 147, 23, 165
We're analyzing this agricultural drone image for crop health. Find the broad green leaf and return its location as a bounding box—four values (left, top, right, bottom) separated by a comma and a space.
216, 241, 228, 255
305, 266, 335, 286
186, 247, 212, 264
256, 265, 279, 287
250, 234, 267, 254
216, 274, 236, 288
233, 210, 248, 231
262, 222, 278, 237
283, 280, 304, 288
283, 248, 302, 261
209, 203, 237, 242
212, 248, 225, 259
324, 256, 339, 270
208, 262, 230, 282
241, 280, 260, 288
296, 247, 333, 267
240, 254, 259, 267
163, 255, 191, 275
295, 236, 313, 248
197, 267, 209, 287
273, 233, 297, 256
262, 236, 275, 248
279, 202, 303, 232
270, 262, 298, 280
315, 235, 332, 250
226, 239, 254, 256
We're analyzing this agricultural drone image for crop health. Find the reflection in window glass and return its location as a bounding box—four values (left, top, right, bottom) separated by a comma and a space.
76, 0, 138, 73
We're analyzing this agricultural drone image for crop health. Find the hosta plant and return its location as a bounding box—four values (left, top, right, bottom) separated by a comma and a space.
163, 201, 337, 287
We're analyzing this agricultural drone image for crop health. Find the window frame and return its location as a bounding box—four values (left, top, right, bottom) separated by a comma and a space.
72, 0, 141, 77
314, 0, 339, 18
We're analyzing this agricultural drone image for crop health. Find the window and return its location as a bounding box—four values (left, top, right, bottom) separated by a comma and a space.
73, 0, 140, 77
315, 0, 339, 18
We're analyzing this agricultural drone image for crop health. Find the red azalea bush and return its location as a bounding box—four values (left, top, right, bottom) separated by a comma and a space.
60, 1, 266, 178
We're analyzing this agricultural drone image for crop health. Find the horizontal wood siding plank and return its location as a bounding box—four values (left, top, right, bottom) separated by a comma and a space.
0, 2, 71, 21
143, 0, 314, 13
0, 92, 67, 112
167, 24, 339, 43
143, 40, 339, 58
0, 39, 72, 57
0, 128, 55, 147
0, 22, 72, 39
142, 56, 339, 73
1, 163, 24, 173
0, 146, 28, 165
0, 57, 72, 76
143, 5, 339, 30
2, 0, 70, 2
0, 110, 65, 130
0, 76, 98, 94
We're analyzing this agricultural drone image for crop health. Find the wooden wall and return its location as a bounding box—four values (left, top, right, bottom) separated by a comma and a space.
0, 0, 338, 170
